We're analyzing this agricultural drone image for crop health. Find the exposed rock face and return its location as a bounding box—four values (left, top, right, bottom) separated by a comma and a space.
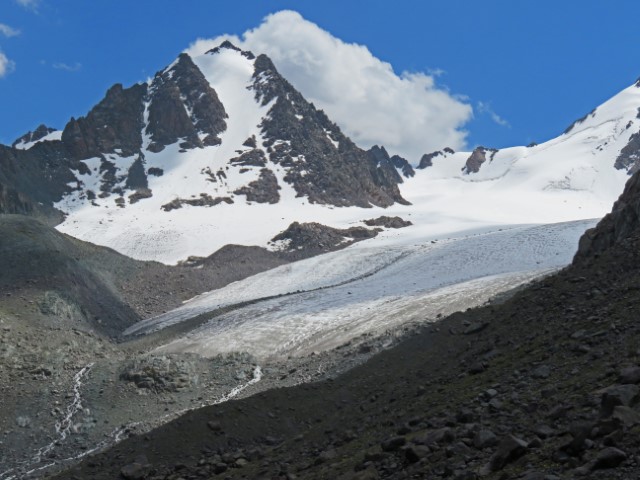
614, 129, 640, 173
270, 221, 379, 259
233, 168, 280, 204
0, 143, 78, 221
146, 53, 227, 152
229, 148, 267, 167
12, 124, 56, 148
161, 194, 233, 212
367, 145, 415, 178
252, 54, 407, 208
575, 169, 640, 261
61, 83, 147, 159
60, 52, 227, 159
417, 147, 455, 169
418, 151, 441, 169
462, 146, 498, 174
364, 216, 412, 228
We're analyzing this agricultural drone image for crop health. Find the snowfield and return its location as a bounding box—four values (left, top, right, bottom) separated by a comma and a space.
125, 219, 596, 360
53, 46, 640, 265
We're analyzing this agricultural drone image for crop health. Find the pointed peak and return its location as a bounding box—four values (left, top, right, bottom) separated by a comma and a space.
12, 124, 60, 149
205, 40, 256, 60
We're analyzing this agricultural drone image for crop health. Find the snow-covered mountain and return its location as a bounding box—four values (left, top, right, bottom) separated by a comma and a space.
3, 41, 640, 264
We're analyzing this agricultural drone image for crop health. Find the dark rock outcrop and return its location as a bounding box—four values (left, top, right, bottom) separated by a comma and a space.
12, 124, 57, 148
364, 216, 412, 228
61, 83, 147, 159
229, 149, 267, 167
269, 221, 379, 259
462, 146, 498, 174
575, 169, 640, 260
614, 129, 640, 173
417, 151, 441, 169
233, 168, 280, 204
0, 142, 79, 222
146, 53, 227, 152
161, 194, 233, 212
417, 147, 455, 169
368, 145, 415, 178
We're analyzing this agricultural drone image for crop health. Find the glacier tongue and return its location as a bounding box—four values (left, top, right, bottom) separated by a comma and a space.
125, 219, 595, 360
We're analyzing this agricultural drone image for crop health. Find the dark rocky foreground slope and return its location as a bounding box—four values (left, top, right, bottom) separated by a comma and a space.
52, 184, 640, 479
0, 214, 288, 337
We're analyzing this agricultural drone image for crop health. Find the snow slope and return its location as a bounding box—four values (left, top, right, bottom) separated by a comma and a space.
125, 219, 595, 359
53, 43, 640, 265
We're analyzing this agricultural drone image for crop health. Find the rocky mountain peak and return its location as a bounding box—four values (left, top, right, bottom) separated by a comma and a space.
367, 145, 414, 179
145, 52, 228, 153
12, 124, 57, 149
205, 40, 256, 60
61, 82, 147, 159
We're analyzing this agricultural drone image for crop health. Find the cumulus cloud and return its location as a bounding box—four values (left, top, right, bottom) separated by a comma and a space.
0, 51, 15, 78
53, 61, 82, 72
477, 101, 510, 128
186, 11, 472, 161
0, 23, 20, 38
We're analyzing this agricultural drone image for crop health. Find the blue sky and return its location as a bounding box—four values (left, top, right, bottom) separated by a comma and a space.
1, 0, 639, 155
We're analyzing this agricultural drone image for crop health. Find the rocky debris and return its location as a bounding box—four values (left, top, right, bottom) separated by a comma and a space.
128, 187, 153, 204
462, 146, 498, 174
120, 355, 199, 393
592, 447, 627, 470
229, 148, 267, 167
269, 221, 379, 259
487, 435, 528, 472
619, 365, 640, 384
363, 216, 412, 229
121, 455, 152, 480
161, 193, 234, 211
146, 53, 227, 153
473, 429, 498, 449
598, 384, 639, 417
233, 168, 280, 204
12, 124, 57, 148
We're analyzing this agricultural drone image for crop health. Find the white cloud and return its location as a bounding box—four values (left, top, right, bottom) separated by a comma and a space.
14, 0, 40, 12
186, 10, 472, 161
53, 61, 82, 72
0, 23, 20, 38
477, 101, 510, 128
0, 51, 15, 78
